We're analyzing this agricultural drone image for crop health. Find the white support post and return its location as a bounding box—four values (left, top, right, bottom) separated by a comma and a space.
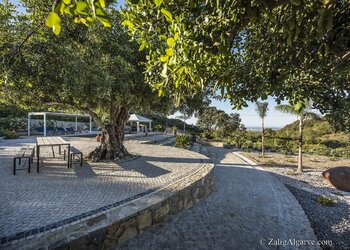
44, 113, 47, 137
28, 113, 31, 136
137, 121, 140, 133
149, 122, 152, 132
89, 116, 92, 134
75, 117, 78, 131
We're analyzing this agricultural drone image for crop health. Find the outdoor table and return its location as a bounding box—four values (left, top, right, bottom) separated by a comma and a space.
36, 136, 70, 172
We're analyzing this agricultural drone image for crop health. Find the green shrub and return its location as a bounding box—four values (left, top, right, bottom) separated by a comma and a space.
175, 134, 193, 148
0, 117, 27, 132
154, 124, 165, 132
287, 170, 298, 175
316, 195, 337, 207
0, 130, 20, 139
201, 131, 213, 140
321, 139, 346, 148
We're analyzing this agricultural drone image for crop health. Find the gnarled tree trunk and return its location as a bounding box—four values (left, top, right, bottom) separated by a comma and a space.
89, 106, 130, 161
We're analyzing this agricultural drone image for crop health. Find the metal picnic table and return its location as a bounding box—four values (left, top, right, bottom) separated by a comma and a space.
36, 136, 70, 172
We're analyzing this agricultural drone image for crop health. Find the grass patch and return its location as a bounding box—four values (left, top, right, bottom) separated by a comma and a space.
316, 195, 337, 207
266, 159, 276, 164
310, 158, 320, 162
287, 170, 298, 176
286, 158, 297, 163
329, 156, 338, 161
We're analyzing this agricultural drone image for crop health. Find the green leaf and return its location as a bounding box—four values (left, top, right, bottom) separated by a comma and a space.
63, 0, 71, 4
45, 12, 60, 29
161, 8, 173, 22
64, 7, 74, 16
167, 37, 175, 46
52, 23, 61, 36
153, 82, 163, 88
154, 0, 163, 7
76, 1, 88, 15
322, 0, 330, 5
295, 102, 304, 112
161, 63, 168, 77
139, 43, 146, 51
160, 55, 169, 62
158, 89, 163, 96
97, 16, 111, 27
54, 1, 65, 14
122, 20, 135, 30
290, 0, 301, 6
166, 48, 174, 56
99, 0, 106, 8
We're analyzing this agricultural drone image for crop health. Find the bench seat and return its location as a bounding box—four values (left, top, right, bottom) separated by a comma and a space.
64, 146, 83, 167
13, 146, 35, 175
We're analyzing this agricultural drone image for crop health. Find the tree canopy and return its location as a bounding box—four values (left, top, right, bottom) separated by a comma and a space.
197, 106, 244, 139
0, 1, 176, 160
120, 0, 349, 120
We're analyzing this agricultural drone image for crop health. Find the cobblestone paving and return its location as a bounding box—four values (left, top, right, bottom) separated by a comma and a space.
118, 147, 317, 250
0, 136, 205, 238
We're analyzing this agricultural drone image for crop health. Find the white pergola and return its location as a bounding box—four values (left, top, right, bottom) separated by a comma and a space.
28, 112, 92, 136
128, 114, 152, 132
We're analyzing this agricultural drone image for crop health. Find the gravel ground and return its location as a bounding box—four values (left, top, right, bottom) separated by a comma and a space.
287, 185, 350, 249
242, 151, 350, 249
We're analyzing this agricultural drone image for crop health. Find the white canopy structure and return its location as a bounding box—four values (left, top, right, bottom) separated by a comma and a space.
28, 112, 92, 136
128, 114, 152, 132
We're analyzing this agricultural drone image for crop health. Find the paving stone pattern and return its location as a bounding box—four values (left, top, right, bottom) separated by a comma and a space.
118, 147, 318, 250
0, 135, 205, 239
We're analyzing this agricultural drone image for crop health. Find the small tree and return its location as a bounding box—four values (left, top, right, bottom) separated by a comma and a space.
255, 102, 269, 156
275, 101, 319, 173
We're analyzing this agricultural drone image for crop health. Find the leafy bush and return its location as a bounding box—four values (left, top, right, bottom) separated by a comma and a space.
175, 134, 193, 148
201, 131, 214, 140
321, 139, 346, 148
0, 117, 27, 132
287, 170, 298, 175
316, 195, 337, 207
154, 124, 165, 132
0, 130, 20, 139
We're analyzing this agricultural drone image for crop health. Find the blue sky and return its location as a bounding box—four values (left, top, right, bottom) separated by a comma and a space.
170, 97, 298, 128
10, 0, 299, 128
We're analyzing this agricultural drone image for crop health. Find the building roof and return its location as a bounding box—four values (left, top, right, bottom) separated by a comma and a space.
28, 112, 90, 118
128, 114, 152, 122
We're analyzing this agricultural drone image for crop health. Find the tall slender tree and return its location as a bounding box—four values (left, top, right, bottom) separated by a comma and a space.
255, 102, 269, 156
275, 101, 319, 173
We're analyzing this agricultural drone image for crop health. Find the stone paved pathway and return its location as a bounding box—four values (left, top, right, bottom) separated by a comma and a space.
118, 146, 318, 250
0, 135, 205, 239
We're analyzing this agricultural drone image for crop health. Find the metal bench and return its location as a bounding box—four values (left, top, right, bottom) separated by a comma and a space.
13, 146, 35, 175
64, 146, 83, 168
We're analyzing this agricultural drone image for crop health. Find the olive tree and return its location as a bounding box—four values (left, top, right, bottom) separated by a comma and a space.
0, 1, 173, 161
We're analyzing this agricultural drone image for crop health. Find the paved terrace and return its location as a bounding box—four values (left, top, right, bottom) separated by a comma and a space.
0, 134, 204, 242
118, 146, 318, 249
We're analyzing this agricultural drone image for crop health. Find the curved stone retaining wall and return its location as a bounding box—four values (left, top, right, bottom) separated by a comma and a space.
9, 154, 214, 250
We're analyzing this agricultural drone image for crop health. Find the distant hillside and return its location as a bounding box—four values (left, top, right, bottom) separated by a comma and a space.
278, 118, 349, 144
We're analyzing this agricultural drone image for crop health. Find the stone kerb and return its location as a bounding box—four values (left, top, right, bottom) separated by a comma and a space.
8, 151, 214, 250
